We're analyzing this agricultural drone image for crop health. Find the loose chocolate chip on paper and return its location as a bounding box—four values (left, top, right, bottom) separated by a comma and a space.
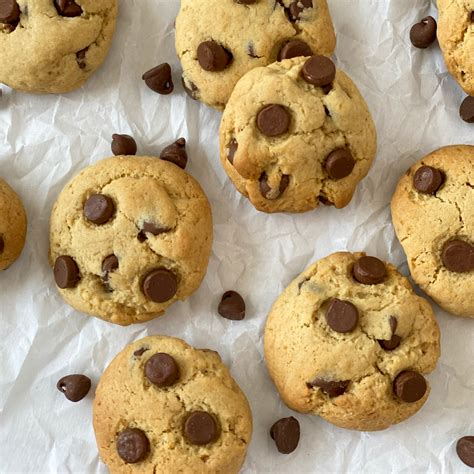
116, 428, 150, 464
57, 374, 91, 402
260, 173, 290, 200
270, 417, 300, 454
142, 63, 174, 95
84, 194, 115, 225
257, 104, 291, 137
227, 139, 238, 164
54, 0, 82, 17
353, 256, 387, 285
325, 298, 359, 333
0, 0, 20, 24
301, 55, 336, 87
278, 40, 313, 61
460, 96, 474, 123
457, 436, 474, 468
410, 16, 437, 48
288, 0, 312, 21
111, 134, 137, 156
393, 370, 427, 403
54, 255, 80, 289
160, 138, 188, 169
145, 353, 179, 387
441, 239, 474, 273
197, 41, 232, 72
325, 149, 355, 180
218, 291, 246, 320
142, 269, 178, 303
413, 165, 444, 194
379, 316, 402, 351
308, 378, 350, 397
184, 411, 219, 446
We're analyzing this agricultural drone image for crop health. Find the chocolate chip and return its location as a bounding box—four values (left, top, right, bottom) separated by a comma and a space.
278, 40, 313, 61
324, 149, 355, 180
116, 428, 150, 464
457, 436, 474, 468
141, 222, 169, 236
142, 269, 178, 303
308, 378, 350, 397
197, 41, 232, 72
102, 255, 119, 279
288, 0, 312, 21
260, 173, 290, 200
325, 298, 359, 333
257, 104, 291, 137
460, 96, 474, 123
441, 239, 474, 273
378, 316, 402, 351
227, 139, 238, 164
83, 194, 115, 225
318, 195, 334, 206
247, 42, 258, 58
76, 48, 87, 69
160, 138, 188, 169
413, 166, 444, 194
235, 0, 257, 4
57, 374, 91, 402
353, 256, 387, 285
218, 291, 246, 320
54, 256, 80, 289
111, 134, 137, 156
145, 353, 179, 387
142, 63, 174, 95
301, 55, 336, 87
471, 11, 474, 22
133, 347, 148, 357
393, 370, 427, 403
184, 411, 219, 446
270, 417, 300, 454
54, 0, 82, 17
410, 16, 437, 48
182, 77, 198, 100
0, 235, 4, 254
0, 0, 20, 24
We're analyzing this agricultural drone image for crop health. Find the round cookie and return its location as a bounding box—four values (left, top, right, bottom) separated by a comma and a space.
437, 0, 474, 96
49, 156, 213, 326
0, 0, 117, 94
391, 145, 474, 318
0, 178, 27, 270
219, 56, 377, 213
264, 252, 440, 431
175, 0, 336, 110
93, 336, 253, 474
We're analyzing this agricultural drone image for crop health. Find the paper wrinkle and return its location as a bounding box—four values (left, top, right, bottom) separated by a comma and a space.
1, 0, 473, 472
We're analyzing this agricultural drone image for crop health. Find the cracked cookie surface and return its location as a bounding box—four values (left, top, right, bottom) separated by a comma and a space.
264, 252, 440, 431
219, 57, 377, 213
437, 0, 474, 96
49, 156, 213, 326
93, 336, 253, 474
0, 0, 117, 94
391, 145, 474, 318
0, 178, 27, 270
175, 0, 336, 110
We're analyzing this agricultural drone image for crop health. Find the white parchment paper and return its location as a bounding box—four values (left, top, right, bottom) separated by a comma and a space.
1, 0, 473, 472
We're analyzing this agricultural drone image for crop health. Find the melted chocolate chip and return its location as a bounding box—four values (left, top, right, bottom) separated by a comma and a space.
325, 298, 359, 333
378, 316, 402, 351
441, 239, 474, 273
142, 269, 178, 303
308, 378, 350, 397
324, 149, 355, 180
288, 0, 312, 21
227, 139, 238, 164
257, 104, 291, 137
260, 173, 290, 200
184, 412, 219, 446
145, 353, 179, 387
54, 0, 82, 17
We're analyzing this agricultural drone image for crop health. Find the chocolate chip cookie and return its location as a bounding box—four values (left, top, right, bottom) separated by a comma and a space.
391, 145, 474, 318
0, 177, 27, 270
49, 156, 213, 326
175, 0, 336, 109
219, 56, 377, 213
437, 0, 474, 96
93, 336, 253, 473
0, 0, 117, 93
264, 252, 440, 431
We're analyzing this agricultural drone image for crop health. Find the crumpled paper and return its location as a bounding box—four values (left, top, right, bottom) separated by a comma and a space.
0, 0, 473, 472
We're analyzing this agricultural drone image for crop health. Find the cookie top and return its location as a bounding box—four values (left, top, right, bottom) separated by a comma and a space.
219, 56, 377, 213
0, 178, 27, 270
437, 0, 474, 96
49, 156, 213, 326
175, 0, 336, 109
0, 0, 117, 94
93, 336, 253, 474
391, 145, 474, 318
264, 252, 440, 431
